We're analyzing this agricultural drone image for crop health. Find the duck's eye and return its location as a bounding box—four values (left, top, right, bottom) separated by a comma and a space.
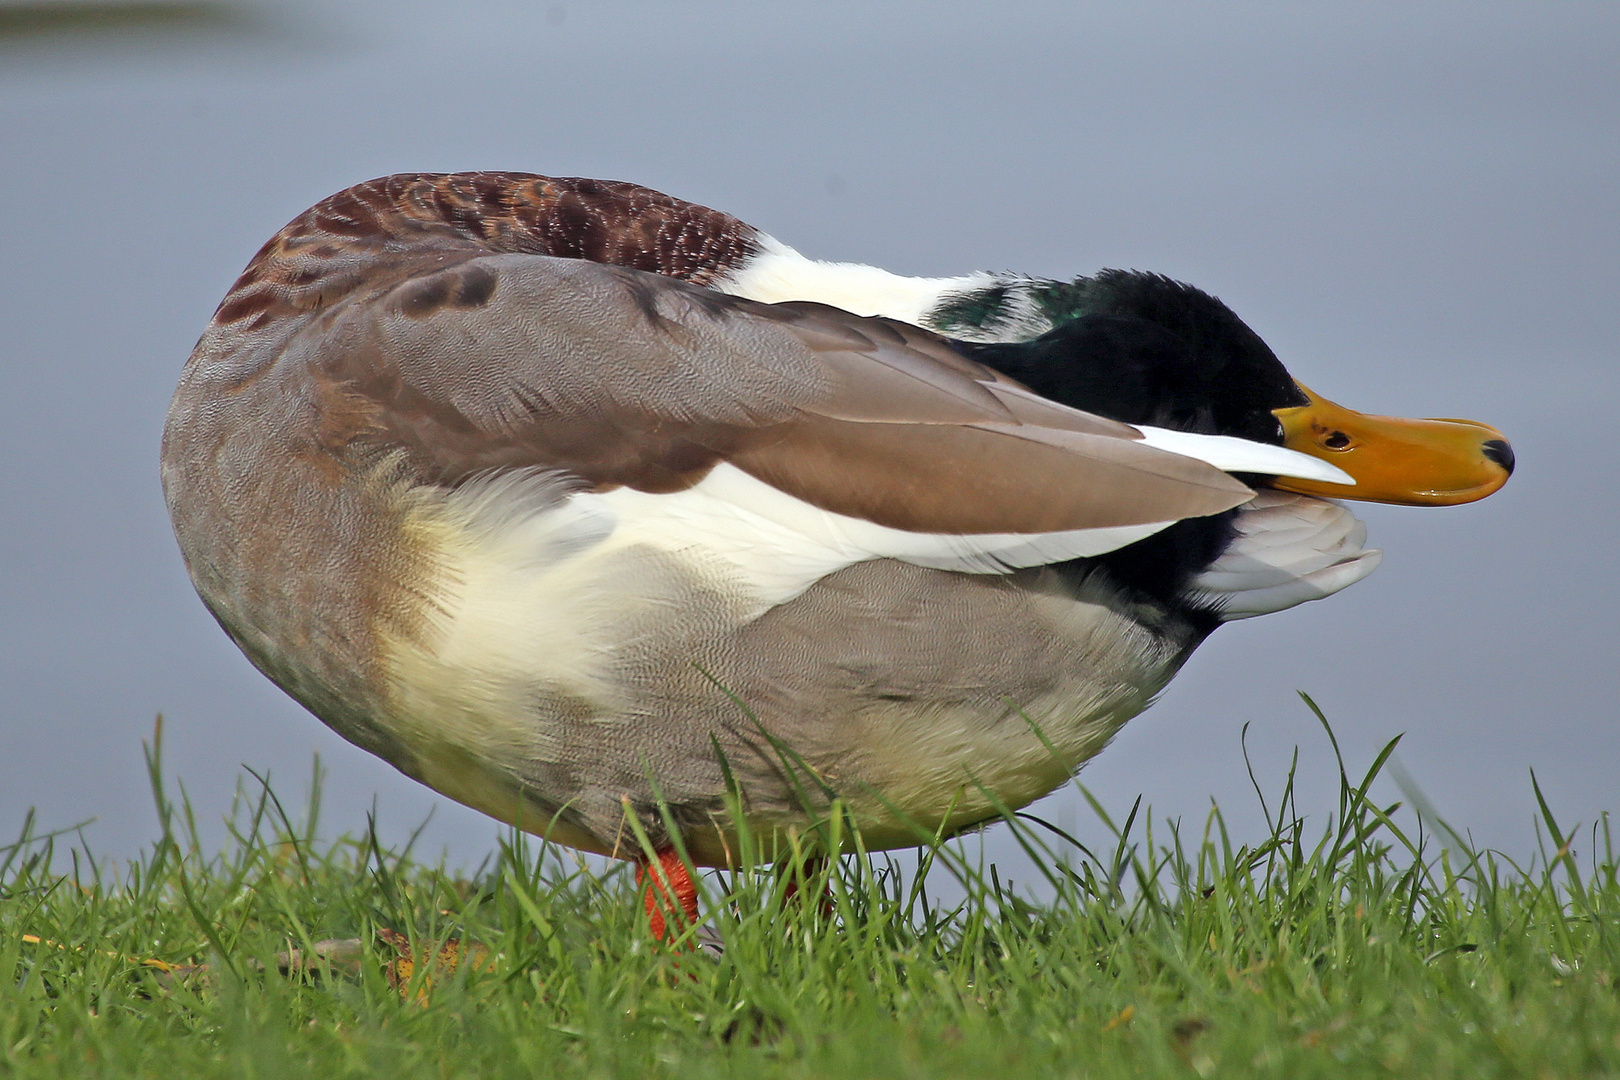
1322, 431, 1352, 450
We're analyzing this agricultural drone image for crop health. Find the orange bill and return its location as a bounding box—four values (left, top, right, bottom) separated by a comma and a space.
1270, 385, 1514, 506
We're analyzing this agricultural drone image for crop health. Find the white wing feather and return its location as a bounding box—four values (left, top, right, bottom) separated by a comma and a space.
1133, 426, 1354, 486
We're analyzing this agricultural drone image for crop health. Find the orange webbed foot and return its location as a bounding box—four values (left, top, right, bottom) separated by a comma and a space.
637, 847, 700, 944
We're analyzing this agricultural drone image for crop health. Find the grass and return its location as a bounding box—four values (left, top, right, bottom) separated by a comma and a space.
4, 699, 1619, 1079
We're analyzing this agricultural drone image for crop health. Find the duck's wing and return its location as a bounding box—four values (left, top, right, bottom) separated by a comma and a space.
308, 254, 1262, 574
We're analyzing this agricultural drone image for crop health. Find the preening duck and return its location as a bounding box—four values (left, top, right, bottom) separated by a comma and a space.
162, 173, 1512, 938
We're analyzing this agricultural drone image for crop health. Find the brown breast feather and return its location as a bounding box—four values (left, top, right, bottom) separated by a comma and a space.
290, 252, 1252, 536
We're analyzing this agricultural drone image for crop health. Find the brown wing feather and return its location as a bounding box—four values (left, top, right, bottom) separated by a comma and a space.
304, 254, 1252, 534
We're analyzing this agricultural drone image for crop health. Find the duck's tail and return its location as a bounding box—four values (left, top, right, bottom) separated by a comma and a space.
1188, 491, 1383, 620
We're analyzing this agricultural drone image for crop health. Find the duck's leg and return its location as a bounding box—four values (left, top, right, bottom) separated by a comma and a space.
637, 847, 700, 943
780, 854, 835, 917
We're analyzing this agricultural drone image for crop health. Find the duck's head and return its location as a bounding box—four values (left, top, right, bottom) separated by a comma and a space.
958, 270, 1513, 506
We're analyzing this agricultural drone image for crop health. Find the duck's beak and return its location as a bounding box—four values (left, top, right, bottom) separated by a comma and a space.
1269, 385, 1514, 506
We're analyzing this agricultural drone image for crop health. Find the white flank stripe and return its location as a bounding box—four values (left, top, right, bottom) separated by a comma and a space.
590, 463, 1176, 610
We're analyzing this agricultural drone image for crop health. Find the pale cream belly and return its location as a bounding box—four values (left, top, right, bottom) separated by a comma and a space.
373, 478, 1194, 866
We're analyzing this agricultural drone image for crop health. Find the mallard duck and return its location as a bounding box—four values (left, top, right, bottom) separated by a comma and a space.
161, 173, 1511, 937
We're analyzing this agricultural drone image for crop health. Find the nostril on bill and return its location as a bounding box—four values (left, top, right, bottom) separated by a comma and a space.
1482, 439, 1515, 475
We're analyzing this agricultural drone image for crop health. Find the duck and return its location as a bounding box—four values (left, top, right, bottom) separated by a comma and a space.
161, 172, 1512, 938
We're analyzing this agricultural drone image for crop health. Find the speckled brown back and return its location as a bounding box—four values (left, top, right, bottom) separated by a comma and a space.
214, 171, 763, 334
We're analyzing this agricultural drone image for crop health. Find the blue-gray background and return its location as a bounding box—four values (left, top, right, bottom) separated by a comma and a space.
3, 0, 1615, 874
